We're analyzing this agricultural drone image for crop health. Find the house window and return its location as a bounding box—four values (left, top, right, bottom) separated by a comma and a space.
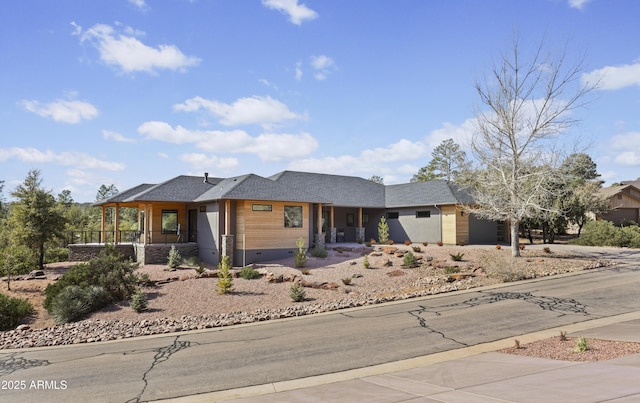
363, 213, 369, 224
161, 210, 178, 234
387, 212, 399, 219
199, 205, 207, 213
416, 211, 431, 218
284, 205, 303, 228
252, 204, 273, 212
346, 213, 355, 227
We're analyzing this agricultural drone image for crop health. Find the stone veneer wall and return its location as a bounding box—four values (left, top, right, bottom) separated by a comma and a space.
68, 243, 199, 265
138, 243, 200, 265
68, 244, 135, 262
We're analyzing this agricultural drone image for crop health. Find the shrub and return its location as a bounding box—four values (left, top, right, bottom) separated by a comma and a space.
131, 289, 148, 313
573, 336, 589, 353
0, 293, 34, 330
450, 252, 465, 262
239, 265, 261, 280
363, 255, 371, 269
51, 285, 108, 324
378, 217, 389, 244
294, 237, 307, 268
300, 268, 311, 275
310, 245, 328, 258
194, 265, 206, 275
412, 246, 422, 253
167, 246, 183, 269
403, 251, 418, 267
289, 283, 306, 302
216, 255, 234, 294
444, 266, 461, 274
341, 277, 352, 285
44, 245, 139, 312
44, 247, 70, 264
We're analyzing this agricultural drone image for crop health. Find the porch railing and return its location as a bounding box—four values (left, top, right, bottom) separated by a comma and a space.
67, 230, 197, 245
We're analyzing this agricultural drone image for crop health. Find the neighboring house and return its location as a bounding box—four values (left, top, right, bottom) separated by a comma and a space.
78, 171, 500, 266
597, 182, 640, 225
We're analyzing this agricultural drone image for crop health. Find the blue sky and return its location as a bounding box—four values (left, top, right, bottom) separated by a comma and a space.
1, 0, 639, 202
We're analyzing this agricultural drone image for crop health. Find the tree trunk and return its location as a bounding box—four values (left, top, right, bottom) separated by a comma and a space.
510, 220, 521, 257
38, 243, 45, 270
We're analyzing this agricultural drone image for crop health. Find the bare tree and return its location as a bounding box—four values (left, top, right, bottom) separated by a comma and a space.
467, 37, 596, 257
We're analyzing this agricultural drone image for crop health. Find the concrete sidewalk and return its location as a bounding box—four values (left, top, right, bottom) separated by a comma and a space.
169, 311, 640, 403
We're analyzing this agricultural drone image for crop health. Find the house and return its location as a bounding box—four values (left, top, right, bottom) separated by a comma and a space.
597, 182, 640, 225
74, 171, 500, 266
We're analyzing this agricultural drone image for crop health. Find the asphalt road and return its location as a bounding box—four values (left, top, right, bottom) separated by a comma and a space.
1, 245, 639, 403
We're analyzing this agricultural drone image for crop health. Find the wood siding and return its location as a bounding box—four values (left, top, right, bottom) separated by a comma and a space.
456, 207, 469, 245
236, 200, 309, 250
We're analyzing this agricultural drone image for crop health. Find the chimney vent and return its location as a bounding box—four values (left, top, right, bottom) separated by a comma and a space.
204, 172, 209, 183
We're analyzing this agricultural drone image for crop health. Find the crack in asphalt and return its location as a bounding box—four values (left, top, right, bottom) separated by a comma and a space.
0, 353, 50, 376
125, 335, 198, 403
408, 291, 591, 345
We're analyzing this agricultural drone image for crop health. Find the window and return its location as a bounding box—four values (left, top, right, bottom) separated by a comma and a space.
252, 204, 273, 212
416, 211, 431, 218
387, 212, 399, 219
284, 205, 303, 228
346, 213, 355, 227
363, 213, 369, 224
199, 205, 207, 213
161, 210, 178, 234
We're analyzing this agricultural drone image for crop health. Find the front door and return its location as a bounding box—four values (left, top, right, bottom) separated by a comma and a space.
188, 209, 197, 242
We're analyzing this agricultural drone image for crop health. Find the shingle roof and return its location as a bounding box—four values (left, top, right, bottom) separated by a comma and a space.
269, 171, 386, 207
194, 174, 332, 203
385, 181, 472, 207
100, 171, 473, 208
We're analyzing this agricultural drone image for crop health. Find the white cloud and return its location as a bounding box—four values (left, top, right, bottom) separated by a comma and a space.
582, 62, 640, 90
295, 62, 303, 81
609, 132, 640, 166
310, 55, 335, 80
173, 95, 302, 128
138, 121, 318, 161
179, 153, 240, 171
0, 147, 125, 171
128, 0, 147, 10
103, 130, 136, 143
20, 99, 98, 123
568, 0, 591, 10
78, 23, 200, 74
262, 0, 318, 25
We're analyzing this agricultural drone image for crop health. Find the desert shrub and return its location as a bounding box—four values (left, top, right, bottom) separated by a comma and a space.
44, 247, 69, 264
289, 283, 306, 302
402, 251, 418, 267
341, 277, 352, 285
131, 289, 148, 313
363, 255, 371, 269
450, 252, 465, 262
194, 265, 206, 275
44, 245, 139, 312
294, 237, 308, 268
51, 285, 108, 324
572, 220, 625, 247
310, 245, 328, 258
574, 336, 589, 352
412, 245, 422, 253
239, 265, 261, 280
444, 266, 461, 274
0, 293, 34, 330
167, 246, 183, 268
216, 255, 234, 294
377, 217, 389, 244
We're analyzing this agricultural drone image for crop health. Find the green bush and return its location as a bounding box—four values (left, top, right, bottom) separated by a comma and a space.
289, 283, 306, 302
378, 217, 389, 244
216, 255, 234, 294
0, 293, 34, 330
131, 289, 148, 313
572, 220, 640, 248
402, 251, 418, 267
44, 245, 140, 312
310, 245, 328, 258
51, 285, 108, 324
167, 245, 183, 268
44, 247, 70, 264
239, 265, 261, 280
450, 252, 465, 262
294, 237, 307, 268
363, 255, 371, 269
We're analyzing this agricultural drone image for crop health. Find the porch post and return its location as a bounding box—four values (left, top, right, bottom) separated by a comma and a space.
100, 206, 106, 244
356, 207, 365, 243
144, 205, 150, 246
314, 203, 325, 250
114, 203, 120, 244
329, 206, 336, 243
221, 199, 234, 266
